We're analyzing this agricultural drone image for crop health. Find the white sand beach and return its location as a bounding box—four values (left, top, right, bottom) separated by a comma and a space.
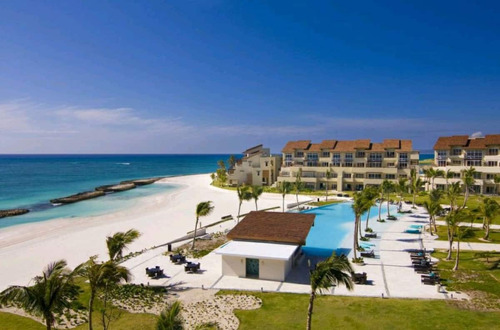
0, 174, 305, 291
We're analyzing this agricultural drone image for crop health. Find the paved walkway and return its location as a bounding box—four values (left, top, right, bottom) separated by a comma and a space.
122, 204, 473, 301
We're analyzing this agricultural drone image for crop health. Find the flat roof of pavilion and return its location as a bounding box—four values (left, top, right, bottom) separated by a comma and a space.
215, 240, 299, 261
227, 211, 315, 245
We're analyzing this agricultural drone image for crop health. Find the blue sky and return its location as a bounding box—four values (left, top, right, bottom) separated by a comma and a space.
1, 1, 499, 153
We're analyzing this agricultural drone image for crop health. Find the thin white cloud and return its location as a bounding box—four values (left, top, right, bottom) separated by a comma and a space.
470, 131, 483, 138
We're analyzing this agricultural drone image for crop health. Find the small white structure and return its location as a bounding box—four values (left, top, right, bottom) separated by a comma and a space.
215, 211, 315, 281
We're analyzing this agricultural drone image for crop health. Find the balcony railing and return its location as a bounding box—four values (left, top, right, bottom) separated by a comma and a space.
465, 154, 483, 160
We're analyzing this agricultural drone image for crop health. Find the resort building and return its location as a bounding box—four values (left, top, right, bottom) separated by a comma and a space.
432, 134, 500, 194
277, 139, 419, 191
215, 211, 315, 281
227, 144, 282, 186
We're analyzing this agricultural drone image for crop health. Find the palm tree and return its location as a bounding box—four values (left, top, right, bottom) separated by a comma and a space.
444, 169, 455, 191
446, 182, 462, 211
352, 191, 370, 257
228, 155, 236, 168
80, 256, 130, 330
106, 229, 141, 261
363, 186, 378, 231
0, 260, 80, 330
494, 175, 500, 195
217, 159, 226, 169
428, 189, 443, 232
449, 209, 471, 271
396, 178, 407, 212
306, 254, 353, 330
294, 169, 304, 208
277, 181, 292, 212
324, 169, 332, 201
381, 179, 394, 217
423, 168, 433, 190
461, 167, 477, 208
433, 169, 445, 190
236, 185, 252, 221
156, 301, 183, 330
251, 186, 264, 210
192, 201, 214, 250
479, 198, 500, 240
377, 184, 384, 222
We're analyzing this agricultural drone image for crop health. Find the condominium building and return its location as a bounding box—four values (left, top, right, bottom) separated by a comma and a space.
433, 134, 500, 194
227, 144, 282, 187
277, 139, 419, 191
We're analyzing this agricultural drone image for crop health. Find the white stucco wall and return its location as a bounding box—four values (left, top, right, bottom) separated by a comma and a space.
222, 255, 245, 277
259, 258, 286, 281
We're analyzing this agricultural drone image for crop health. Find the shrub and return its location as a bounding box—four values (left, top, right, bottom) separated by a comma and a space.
365, 227, 373, 233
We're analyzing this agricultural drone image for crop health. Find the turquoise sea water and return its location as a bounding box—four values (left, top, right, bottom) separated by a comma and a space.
302, 202, 397, 257
0, 154, 231, 228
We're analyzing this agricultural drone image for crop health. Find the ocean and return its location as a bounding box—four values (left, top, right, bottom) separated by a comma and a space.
0, 153, 434, 229
0, 154, 231, 228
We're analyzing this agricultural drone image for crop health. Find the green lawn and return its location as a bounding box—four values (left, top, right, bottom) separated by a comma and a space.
433, 225, 500, 244
0, 312, 45, 330
220, 291, 500, 330
432, 250, 500, 310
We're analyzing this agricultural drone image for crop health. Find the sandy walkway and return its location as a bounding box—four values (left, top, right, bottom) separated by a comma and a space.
0, 174, 306, 291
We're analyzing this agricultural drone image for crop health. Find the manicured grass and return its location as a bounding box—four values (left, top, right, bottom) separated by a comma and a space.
309, 200, 343, 206
220, 291, 500, 330
0, 312, 44, 330
433, 225, 500, 244
433, 250, 500, 310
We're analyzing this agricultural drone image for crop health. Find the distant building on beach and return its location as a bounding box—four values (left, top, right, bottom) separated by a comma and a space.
432, 134, 500, 194
277, 139, 420, 191
227, 144, 282, 186
215, 211, 315, 281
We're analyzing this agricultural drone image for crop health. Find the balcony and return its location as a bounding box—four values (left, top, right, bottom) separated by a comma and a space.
465, 154, 483, 160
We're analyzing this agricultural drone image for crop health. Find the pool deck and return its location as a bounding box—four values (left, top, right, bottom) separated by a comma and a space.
122, 204, 478, 301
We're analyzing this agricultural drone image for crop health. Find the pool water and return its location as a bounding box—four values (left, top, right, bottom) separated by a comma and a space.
301, 202, 396, 257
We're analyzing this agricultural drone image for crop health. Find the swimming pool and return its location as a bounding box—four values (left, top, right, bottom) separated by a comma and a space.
301, 202, 396, 257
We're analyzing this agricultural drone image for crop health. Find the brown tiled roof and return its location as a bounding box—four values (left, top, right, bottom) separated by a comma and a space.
243, 144, 263, 154
433, 135, 469, 150
227, 211, 315, 245
282, 140, 311, 153
485, 134, 500, 146
465, 138, 486, 149
308, 143, 321, 152
383, 139, 401, 149
400, 140, 413, 151
370, 143, 385, 152
354, 139, 371, 149
333, 140, 357, 152
319, 140, 337, 149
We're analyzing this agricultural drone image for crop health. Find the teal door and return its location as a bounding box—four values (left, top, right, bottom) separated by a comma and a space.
245, 258, 259, 278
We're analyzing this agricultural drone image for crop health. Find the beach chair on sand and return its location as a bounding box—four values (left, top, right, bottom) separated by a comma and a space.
184, 262, 200, 273
360, 250, 375, 258
365, 232, 377, 238
351, 272, 367, 284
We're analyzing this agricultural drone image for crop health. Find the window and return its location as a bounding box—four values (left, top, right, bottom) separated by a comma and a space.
452, 172, 461, 179
387, 163, 395, 167
466, 160, 481, 166
307, 153, 318, 160
355, 163, 365, 167
368, 173, 382, 179
332, 153, 341, 160
438, 161, 447, 166
488, 148, 499, 156
466, 150, 482, 159
257, 171, 260, 176
345, 153, 353, 160
487, 174, 495, 179
343, 162, 353, 167
356, 151, 365, 158
321, 162, 329, 167
437, 150, 447, 158
343, 173, 352, 178
369, 153, 383, 161
473, 172, 481, 179
399, 153, 408, 159
385, 174, 396, 179
322, 151, 330, 157
487, 161, 498, 167
354, 173, 364, 178
265, 161, 268, 166
285, 154, 293, 161
452, 160, 462, 165
385, 151, 395, 158
367, 162, 382, 168
452, 148, 462, 156
296, 151, 304, 157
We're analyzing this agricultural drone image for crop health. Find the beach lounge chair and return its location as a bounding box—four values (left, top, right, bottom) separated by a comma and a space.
351, 272, 367, 284
146, 266, 164, 278
170, 254, 186, 264
360, 249, 375, 258
365, 232, 377, 238
405, 228, 421, 234
184, 262, 200, 273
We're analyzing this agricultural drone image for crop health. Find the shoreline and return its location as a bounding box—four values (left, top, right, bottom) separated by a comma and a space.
0, 173, 298, 291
